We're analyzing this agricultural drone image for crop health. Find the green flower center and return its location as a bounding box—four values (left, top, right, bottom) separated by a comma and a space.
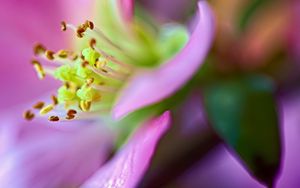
25, 19, 188, 122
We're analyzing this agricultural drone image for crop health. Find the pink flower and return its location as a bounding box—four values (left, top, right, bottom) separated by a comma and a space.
0, 0, 214, 187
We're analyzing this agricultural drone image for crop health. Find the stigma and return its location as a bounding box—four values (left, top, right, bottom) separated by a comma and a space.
25, 20, 132, 122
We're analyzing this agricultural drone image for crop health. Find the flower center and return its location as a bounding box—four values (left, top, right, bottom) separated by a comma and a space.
23, 18, 189, 122
24, 21, 133, 122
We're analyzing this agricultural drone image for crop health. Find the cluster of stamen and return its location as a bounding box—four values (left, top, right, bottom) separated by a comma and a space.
24, 20, 132, 122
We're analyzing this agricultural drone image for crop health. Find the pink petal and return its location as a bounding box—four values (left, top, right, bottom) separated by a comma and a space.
113, 1, 215, 119
81, 111, 171, 188
120, 0, 134, 22
0, 112, 112, 188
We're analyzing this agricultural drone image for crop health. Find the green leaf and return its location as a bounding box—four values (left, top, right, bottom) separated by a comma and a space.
203, 75, 281, 187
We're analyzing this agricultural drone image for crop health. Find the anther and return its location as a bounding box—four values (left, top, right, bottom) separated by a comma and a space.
85, 20, 94, 30
66, 109, 77, 120
31, 60, 45, 79
40, 104, 54, 115
67, 109, 77, 116
33, 101, 45, 109
23, 110, 35, 121
51, 95, 58, 105
61, 21, 67, 31
76, 27, 86, 38
79, 101, 91, 112
86, 78, 94, 86
65, 82, 71, 89
33, 43, 46, 55
81, 61, 89, 68
66, 114, 75, 120
89, 38, 96, 49
49, 116, 59, 122
57, 50, 68, 58
45, 50, 55, 60
101, 68, 108, 73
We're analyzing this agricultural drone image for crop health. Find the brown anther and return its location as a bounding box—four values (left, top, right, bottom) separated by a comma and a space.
80, 54, 85, 60
66, 109, 77, 120
51, 95, 58, 105
66, 114, 75, 120
86, 78, 94, 86
23, 110, 35, 121
67, 109, 77, 116
81, 61, 89, 68
33, 101, 45, 109
80, 23, 88, 30
57, 50, 68, 58
65, 82, 70, 89
85, 20, 94, 30
33, 43, 46, 55
61, 21, 67, 31
31, 59, 40, 66
101, 68, 108, 73
76, 27, 86, 38
89, 38, 96, 49
49, 116, 59, 122
45, 50, 55, 60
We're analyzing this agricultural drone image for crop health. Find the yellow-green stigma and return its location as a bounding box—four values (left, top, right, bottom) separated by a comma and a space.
26, 20, 131, 122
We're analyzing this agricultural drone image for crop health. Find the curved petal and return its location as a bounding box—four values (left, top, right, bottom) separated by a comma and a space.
0, 113, 112, 188
81, 111, 171, 188
120, 0, 134, 22
113, 1, 215, 119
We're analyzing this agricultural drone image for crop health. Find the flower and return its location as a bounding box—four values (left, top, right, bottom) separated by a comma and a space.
0, 0, 215, 187
25, 0, 214, 121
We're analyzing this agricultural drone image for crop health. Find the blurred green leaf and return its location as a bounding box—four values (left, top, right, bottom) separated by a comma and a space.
203, 75, 281, 187
239, 0, 270, 31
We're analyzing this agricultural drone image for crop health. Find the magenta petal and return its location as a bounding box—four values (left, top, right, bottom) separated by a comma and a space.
120, 0, 134, 22
113, 1, 215, 119
81, 111, 171, 188
0, 116, 112, 188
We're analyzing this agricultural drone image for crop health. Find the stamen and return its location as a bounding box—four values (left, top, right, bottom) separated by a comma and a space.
69, 52, 79, 61
88, 65, 125, 81
40, 104, 54, 115
31, 60, 45, 79
51, 95, 58, 105
67, 109, 77, 115
79, 100, 91, 112
92, 43, 133, 70
86, 77, 94, 86
57, 50, 68, 58
66, 114, 75, 120
49, 116, 60, 122
33, 43, 46, 55
23, 110, 35, 121
33, 101, 45, 109
61, 21, 67, 31
91, 84, 118, 93
65, 21, 123, 55
45, 50, 55, 60
85, 20, 94, 30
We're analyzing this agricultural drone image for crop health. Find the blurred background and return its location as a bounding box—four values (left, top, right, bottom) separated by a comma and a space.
0, 0, 299, 187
